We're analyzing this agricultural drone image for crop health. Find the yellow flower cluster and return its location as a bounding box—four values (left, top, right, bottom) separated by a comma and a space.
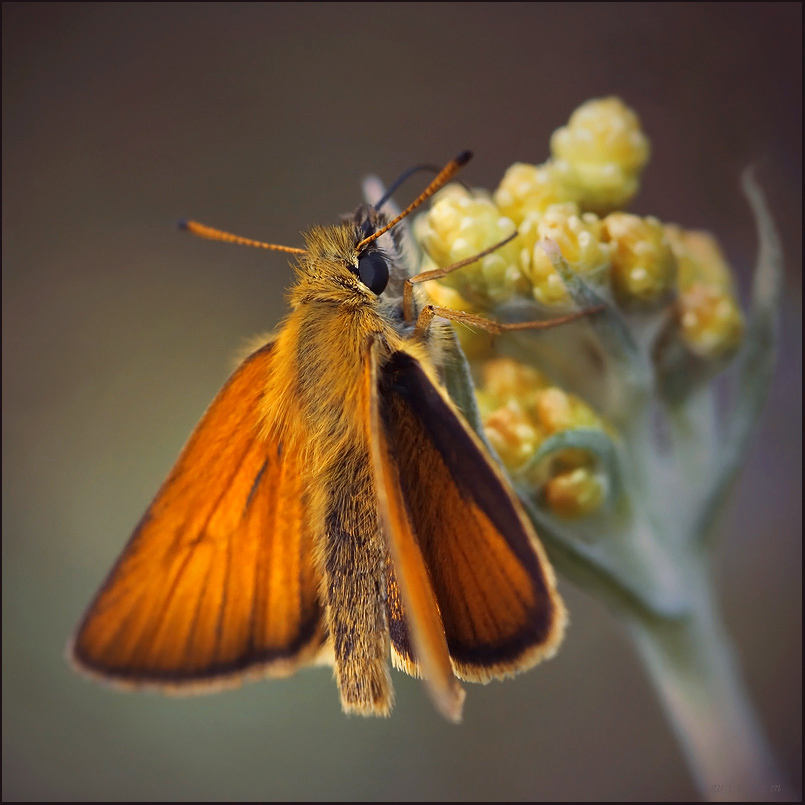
415, 97, 660, 310
665, 226, 744, 358
476, 358, 608, 519
493, 97, 650, 226
414, 96, 744, 362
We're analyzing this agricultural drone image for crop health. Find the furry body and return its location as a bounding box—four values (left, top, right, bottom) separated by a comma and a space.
263, 215, 449, 714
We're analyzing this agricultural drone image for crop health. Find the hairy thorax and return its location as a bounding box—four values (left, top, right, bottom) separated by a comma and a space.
259, 221, 452, 480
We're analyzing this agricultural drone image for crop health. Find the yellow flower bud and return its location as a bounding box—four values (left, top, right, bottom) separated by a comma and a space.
535, 387, 574, 433
518, 203, 613, 306
483, 401, 543, 472
479, 357, 547, 409
678, 284, 744, 359
413, 185, 524, 306
476, 357, 608, 517
493, 162, 573, 225
665, 225, 737, 294
550, 97, 650, 213
543, 467, 607, 519
664, 225, 745, 358
603, 212, 677, 304
534, 387, 609, 469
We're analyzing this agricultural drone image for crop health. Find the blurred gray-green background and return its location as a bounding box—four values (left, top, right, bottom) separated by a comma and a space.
3, 3, 801, 801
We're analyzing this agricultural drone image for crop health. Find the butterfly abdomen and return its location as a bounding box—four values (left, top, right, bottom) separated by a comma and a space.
266, 292, 396, 716
314, 447, 393, 716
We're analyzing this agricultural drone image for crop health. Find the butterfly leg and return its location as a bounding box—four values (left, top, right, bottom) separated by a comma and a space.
412, 304, 600, 340
402, 233, 517, 322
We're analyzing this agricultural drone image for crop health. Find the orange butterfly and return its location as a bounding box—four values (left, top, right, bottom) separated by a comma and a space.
70, 153, 577, 721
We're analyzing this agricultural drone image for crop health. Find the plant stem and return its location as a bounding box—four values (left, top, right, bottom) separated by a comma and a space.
624, 568, 788, 801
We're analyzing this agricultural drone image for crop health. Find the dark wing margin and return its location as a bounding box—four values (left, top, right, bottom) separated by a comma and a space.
70, 341, 325, 691
377, 348, 566, 682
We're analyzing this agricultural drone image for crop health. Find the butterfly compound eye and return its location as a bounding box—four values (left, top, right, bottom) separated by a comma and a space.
357, 253, 389, 295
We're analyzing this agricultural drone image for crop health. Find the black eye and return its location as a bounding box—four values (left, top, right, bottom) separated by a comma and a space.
357, 253, 389, 295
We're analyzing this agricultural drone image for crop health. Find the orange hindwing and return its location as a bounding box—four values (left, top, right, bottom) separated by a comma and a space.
370, 347, 566, 689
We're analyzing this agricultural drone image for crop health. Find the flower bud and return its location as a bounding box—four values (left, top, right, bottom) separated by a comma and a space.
518, 203, 612, 306
413, 185, 523, 306
603, 212, 677, 304
494, 162, 572, 225
550, 96, 650, 213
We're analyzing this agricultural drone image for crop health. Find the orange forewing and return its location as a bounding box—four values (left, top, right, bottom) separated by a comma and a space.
71, 342, 325, 688
376, 350, 566, 683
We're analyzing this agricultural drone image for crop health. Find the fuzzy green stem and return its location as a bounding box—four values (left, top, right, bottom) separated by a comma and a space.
624, 569, 788, 802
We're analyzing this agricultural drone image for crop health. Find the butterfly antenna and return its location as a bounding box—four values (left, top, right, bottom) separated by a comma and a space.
374, 164, 442, 210
178, 219, 307, 255
357, 151, 472, 250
